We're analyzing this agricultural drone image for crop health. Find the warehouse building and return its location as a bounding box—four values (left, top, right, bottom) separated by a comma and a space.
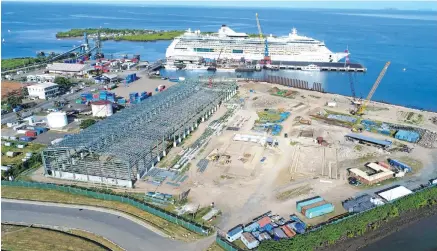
349, 162, 394, 185
42, 79, 237, 187
46, 63, 91, 76
27, 82, 59, 100
345, 133, 392, 149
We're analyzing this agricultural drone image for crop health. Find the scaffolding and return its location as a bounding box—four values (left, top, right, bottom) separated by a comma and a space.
42, 79, 237, 187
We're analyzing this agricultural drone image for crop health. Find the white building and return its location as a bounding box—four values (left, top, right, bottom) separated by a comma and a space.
46, 63, 91, 76
27, 82, 59, 99
241, 232, 259, 250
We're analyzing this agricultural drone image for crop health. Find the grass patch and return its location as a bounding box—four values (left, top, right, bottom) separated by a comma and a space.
276, 185, 313, 201
206, 241, 226, 251
69, 229, 124, 251
308, 95, 321, 99
220, 175, 234, 180
1, 186, 201, 242
365, 106, 389, 112
354, 145, 363, 151
290, 141, 299, 146
1, 224, 108, 251
1, 142, 46, 166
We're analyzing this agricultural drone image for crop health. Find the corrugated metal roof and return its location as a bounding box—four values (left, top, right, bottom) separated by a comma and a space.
227, 226, 243, 236
345, 133, 392, 147
242, 232, 257, 243
47, 63, 88, 72
257, 216, 271, 228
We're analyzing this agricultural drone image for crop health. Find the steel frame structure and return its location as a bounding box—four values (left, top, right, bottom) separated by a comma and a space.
42, 79, 237, 187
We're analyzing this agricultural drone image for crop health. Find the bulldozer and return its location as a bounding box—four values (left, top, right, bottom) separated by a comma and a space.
299, 118, 312, 125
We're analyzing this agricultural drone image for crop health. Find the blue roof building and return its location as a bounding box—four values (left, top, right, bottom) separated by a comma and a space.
345, 133, 392, 149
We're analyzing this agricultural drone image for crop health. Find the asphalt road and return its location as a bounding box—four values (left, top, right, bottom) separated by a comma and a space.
1, 201, 190, 251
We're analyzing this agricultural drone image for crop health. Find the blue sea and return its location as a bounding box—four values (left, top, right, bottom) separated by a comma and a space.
2, 2, 437, 111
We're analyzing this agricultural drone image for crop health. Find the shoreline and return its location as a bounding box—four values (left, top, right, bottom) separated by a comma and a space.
317, 204, 437, 251
56, 36, 173, 42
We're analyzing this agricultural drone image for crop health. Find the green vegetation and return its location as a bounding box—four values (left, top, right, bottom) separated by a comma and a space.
397, 111, 424, 125
1, 186, 201, 241
80, 119, 97, 129
1, 57, 45, 71
354, 145, 363, 151
182, 206, 220, 227
259, 186, 437, 251
269, 87, 298, 99
1, 224, 110, 251
56, 28, 185, 42
54, 76, 74, 93
1, 142, 45, 179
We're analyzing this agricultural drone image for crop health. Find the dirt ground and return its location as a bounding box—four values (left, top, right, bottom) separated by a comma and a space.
111, 71, 176, 99
1, 80, 25, 99
29, 80, 437, 231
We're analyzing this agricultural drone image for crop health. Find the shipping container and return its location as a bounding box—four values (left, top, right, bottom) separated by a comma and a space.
19, 136, 34, 142
25, 130, 37, 137
17, 144, 25, 149
305, 203, 335, 219
296, 196, 323, 212
4, 142, 12, 147
301, 200, 327, 215
280, 225, 296, 238
388, 159, 412, 173
243, 222, 260, 232
6, 151, 18, 157
288, 222, 305, 234
273, 228, 287, 239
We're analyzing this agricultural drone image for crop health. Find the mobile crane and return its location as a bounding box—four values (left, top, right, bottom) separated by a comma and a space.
255, 13, 271, 65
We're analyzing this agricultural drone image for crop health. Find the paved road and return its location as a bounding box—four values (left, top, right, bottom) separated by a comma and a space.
1, 200, 191, 251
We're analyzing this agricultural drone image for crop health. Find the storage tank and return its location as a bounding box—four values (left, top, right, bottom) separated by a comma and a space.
91, 100, 113, 117
47, 111, 68, 128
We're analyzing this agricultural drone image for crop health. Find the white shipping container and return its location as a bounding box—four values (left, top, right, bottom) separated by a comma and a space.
9, 136, 17, 141
4, 142, 12, 146
17, 145, 25, 149
25, 152, 33, 157
17, 129, 28, 134
6, 151, 18, 157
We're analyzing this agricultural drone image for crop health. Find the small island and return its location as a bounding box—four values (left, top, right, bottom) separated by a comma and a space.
56, 28, 185, 42
56, 28, 259, 42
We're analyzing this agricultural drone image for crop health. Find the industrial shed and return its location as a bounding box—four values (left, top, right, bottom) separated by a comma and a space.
376, 185, 413, 202
345, 133, 392, 149
46, 63, 92, 76
42, 79, 237, 187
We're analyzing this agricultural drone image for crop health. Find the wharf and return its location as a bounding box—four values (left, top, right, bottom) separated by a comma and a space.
270, 61, 367, 72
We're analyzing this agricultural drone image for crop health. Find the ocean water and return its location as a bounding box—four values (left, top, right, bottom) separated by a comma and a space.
2, 2, 437, 111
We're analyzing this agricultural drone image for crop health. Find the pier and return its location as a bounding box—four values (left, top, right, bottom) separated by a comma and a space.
270, 61, 367, 72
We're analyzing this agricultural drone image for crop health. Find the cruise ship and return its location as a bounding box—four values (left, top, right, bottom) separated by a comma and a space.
166, 25, 349, 63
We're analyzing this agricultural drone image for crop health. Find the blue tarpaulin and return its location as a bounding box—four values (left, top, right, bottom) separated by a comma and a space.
395, 130, 420, 143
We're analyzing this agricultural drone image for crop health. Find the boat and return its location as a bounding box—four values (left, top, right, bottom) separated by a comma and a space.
166, 24, 349, 63
216, 67, 235, 72
184, 64, 208, 71
301, 64, 321, 72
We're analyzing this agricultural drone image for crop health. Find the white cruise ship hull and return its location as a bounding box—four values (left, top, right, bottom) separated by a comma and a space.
166, 26, 350, 64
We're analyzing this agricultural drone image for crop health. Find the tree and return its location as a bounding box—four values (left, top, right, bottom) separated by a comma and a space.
80, 119, 96, 129
54, 76, 72, 93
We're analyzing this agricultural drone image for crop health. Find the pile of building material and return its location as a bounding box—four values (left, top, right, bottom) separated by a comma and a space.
296, 196, 335, 219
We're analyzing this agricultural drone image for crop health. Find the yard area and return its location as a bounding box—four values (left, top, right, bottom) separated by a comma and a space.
1, 141, 46, 166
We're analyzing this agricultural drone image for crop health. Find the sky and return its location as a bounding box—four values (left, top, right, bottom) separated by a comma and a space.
2, 0, 437, 10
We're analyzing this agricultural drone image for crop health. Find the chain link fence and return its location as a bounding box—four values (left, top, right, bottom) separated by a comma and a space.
1, 180, 211, 235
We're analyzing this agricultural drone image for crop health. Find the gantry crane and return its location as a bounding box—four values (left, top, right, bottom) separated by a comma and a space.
352, 61, 391, 115
255, 13, 271, 65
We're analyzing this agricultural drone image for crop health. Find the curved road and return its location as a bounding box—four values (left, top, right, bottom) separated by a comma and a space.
1, 200, 192, 251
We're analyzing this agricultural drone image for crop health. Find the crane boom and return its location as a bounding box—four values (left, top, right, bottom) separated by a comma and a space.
255, 13, 263, 40
255, 13, 270, 64
357, 61, 390, 115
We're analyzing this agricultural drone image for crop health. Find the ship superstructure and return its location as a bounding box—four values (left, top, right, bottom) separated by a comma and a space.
166, 25, 348, 63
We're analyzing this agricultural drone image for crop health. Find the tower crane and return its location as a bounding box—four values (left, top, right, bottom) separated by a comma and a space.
255, 13, 271, 65
352, 61, 390, 115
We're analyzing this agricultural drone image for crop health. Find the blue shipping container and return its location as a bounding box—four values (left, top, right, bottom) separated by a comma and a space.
395, 130, 420, 143
388, 159, 412, 173
19, 136, 34, 142
305, 203, 334, 219
296, 196, 323, 212
243, 222, 260, 232
288, 222, 305, 234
